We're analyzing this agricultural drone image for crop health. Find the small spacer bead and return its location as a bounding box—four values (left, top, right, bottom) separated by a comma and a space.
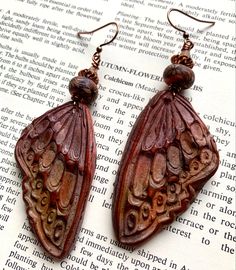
96, 46, 102, 53
183, 32, 189, 39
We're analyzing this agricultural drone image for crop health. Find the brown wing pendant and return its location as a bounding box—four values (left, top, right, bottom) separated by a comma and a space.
15, 101, 96, 258
112, 90, 219, 245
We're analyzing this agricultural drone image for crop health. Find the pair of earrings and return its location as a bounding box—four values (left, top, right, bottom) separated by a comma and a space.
15, 9, 219, 259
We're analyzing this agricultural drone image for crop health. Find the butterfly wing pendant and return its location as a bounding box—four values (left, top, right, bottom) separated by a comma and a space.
112, 90, 219, 245
15, 101, 96, 258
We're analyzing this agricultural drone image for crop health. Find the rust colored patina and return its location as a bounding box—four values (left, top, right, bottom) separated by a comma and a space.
15, 69, 98, 259
15, 23, 118, 259
112, 38, 219, 245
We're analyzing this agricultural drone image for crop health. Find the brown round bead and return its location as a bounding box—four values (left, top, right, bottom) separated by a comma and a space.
163, 64, 195, 91
69, 76, 98, 104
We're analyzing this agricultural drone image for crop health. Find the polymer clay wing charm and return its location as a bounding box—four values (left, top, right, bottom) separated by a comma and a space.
15, 22, 118, 258
15, 48, 100, 259
112, 14, 219, 245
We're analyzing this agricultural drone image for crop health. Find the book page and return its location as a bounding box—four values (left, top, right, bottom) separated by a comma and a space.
0, 0, 235, 269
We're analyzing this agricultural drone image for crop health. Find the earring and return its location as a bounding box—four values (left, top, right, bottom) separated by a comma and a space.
15, 22, 118, 259
112, 9, 219, 245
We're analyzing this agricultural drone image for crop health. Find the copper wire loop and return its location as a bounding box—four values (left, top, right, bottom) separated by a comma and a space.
182, 39, 194, 51
91, 47, 102, 70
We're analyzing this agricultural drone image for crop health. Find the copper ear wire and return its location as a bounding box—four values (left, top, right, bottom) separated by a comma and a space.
78, 22, 119, 48
167, 8, 215, 38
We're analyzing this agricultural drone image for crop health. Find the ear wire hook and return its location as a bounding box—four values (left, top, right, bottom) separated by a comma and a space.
77, 22, 119, 48
77, 22, 118, 70
167, 8, 215, 38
